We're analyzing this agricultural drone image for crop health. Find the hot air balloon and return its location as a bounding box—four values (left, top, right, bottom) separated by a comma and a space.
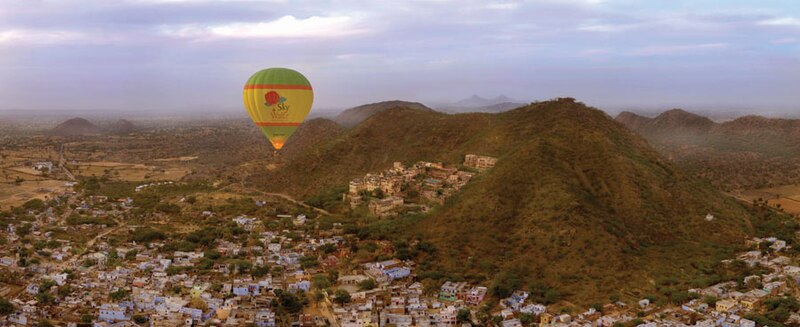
243, 68, 313, 150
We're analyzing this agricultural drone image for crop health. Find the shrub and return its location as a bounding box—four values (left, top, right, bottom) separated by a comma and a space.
0, 297, 14, 315
333, 290, 352, 305
358, 279, 377, 291
490, 272, 521, 298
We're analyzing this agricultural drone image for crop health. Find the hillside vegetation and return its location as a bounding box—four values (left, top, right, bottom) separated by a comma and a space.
333, 100, 433, 127
616, 110, 800, 190
251, 98, 756, 304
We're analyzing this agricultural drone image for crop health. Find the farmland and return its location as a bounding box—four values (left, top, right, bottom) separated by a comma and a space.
741, 184, 800, 215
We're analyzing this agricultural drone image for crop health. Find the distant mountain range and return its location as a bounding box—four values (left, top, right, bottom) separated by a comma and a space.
616, 109, 800, 156
454, 94, 518, 107
436, 94, 527, 113
50, 117, 138, 136
330, 97, 527, 128
109, 119, 137, 134
616, 109, 800, 189
251, 98, 754, 304
333, 100, 433, 127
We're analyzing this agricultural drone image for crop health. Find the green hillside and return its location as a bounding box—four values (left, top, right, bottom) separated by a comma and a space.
333, 100, 434, 127
251, 98, 756, 304
615, 110, 800, 190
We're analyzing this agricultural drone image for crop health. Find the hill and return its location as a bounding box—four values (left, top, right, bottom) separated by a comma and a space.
251, 98, 755, 303
616, 110, 800, 189
618, 109, 714, 139
280, 118, 343, 160
439, 94, 527, 113
615, 111, 651, 131
50, 117, 103, 136
454, 94, 517, 107
476, 102, 527, 113
109, 119, 137, 134
333, 100, 433, 127
439, 102, 528, 114
615, 110, 800, 153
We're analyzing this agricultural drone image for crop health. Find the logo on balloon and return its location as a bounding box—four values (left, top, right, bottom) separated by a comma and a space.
264, 91, 290, 120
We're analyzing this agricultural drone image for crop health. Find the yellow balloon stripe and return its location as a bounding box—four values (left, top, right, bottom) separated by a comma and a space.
243, 88, 312, 123
243, 87, 313, 150
243, 68, 314, 150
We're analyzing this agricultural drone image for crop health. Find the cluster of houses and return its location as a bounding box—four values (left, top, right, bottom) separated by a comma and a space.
343, 154, 497, 217
8, 155, 800, 327
1, 211, 330, 325
479, 236, 800, 327
134, 181, 174, 193
31, 161, 55, 174
463, 154, 497, 171
2, 175, 504, 326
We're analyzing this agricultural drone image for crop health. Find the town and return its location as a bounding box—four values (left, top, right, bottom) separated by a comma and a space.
1, 154, 799, 327
343, 154, 498, 217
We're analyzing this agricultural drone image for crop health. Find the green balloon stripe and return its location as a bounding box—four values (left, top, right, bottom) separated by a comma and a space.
246, 68, 311, 87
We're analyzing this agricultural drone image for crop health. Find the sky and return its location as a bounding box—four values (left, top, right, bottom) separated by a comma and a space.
0, 0, 799, 115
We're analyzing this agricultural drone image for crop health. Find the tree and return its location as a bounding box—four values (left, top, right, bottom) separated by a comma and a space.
319, 243, 337, 254
110, 289, 129, 301
125, 249, 138, 260
299, 256, 319, 269
82, 314, 95, 323
22, 199, 46, 211
16, 223, 32, 237
235, 260, 252, 274
312, 274, 331, 289
457, 309, 471, 323
251, 265, 270, 278
0, 297, 14, 315
703, 295, 718, 306
373, 189, 385, 199
133, 315, 147, 325
36, 292, 55, 305
39, 279, 56, 292
519, 313, 532, 325
529, 281, 562, 305
58, 285, 73, 297
490, 272, 521, 298
333, 290, 352, 305
275, 290, 305, 314
358, 279, 377, 291
156, 203, 181, 214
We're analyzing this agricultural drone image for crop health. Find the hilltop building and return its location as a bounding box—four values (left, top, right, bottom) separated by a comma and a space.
463, 154, 497, 171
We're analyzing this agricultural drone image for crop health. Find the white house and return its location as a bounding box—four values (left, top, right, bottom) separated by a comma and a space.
98, 303, 129, 322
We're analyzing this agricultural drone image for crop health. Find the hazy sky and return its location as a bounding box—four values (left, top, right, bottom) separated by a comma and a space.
1, 0, 798, 114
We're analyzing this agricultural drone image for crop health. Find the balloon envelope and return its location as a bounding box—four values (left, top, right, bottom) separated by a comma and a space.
243, 68, 313, 150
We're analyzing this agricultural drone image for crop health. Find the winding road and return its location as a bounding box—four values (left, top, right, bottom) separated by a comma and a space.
260, 192, 335, 216
58, 144, 75, 181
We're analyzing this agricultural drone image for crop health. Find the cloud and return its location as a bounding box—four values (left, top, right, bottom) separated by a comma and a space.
160, 15, 366, 39
577, 23, 636, 32
127, 0, 287, 3
555, 0, 604, 7
0, 29, 86, 46
631, 43, 728, 56
0, 0, 798, 112
484, 2, 520, 10
581, 48, 612, 55
758, 17, 800, 27
771, 38, 798, 44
